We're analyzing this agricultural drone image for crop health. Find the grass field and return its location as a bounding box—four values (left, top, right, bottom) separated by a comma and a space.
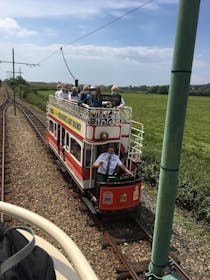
124, 93, 210, 160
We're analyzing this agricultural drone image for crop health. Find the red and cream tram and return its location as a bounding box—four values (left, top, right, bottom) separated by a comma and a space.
46, 94, 144, 214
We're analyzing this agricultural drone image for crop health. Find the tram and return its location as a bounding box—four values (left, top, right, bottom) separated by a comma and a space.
46, 93, 144, 214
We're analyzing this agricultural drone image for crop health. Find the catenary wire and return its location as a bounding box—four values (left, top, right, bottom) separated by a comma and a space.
37, 0, 153, 65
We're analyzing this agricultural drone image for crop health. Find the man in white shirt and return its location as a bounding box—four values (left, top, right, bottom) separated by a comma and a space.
55, 83, 62, 98
56, 84, 71, 100
93, 144, 133, 182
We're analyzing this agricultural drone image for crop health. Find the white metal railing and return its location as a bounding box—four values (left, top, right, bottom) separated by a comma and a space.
48, 95, 132, 126
0, 202, 98, 280
128, 120, 144, 163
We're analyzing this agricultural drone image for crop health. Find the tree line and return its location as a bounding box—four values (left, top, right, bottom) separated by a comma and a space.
121, 84, 210, 96
4, 77, 210, 97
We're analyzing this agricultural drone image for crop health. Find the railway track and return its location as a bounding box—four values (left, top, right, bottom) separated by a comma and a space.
16, 101, 47, 144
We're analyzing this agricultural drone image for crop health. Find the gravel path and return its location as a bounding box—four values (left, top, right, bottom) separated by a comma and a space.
5, 104, 210, 280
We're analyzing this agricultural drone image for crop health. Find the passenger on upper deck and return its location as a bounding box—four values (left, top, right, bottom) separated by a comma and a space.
89, 86, 102, 108
93, 144, 133, 182
111, 85, 125, 109
79, 85, 102, 108
70, 86, 79, 102
56, 84, 71, 100
78, 85, 90, 108
55, 83, 62, 98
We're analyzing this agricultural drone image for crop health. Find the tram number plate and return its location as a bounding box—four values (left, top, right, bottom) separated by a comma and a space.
120, 193, 127, 203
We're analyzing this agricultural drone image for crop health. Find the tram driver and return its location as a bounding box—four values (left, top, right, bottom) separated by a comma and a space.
93, 144, 133, 182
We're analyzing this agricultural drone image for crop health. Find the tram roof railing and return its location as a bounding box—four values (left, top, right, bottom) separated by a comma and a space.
48, 95, 132, 125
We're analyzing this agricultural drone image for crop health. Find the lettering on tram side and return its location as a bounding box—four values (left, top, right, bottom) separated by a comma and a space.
49, 105, 82, 134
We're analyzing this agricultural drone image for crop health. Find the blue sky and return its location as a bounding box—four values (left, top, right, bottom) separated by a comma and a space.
0, 0, 209, 86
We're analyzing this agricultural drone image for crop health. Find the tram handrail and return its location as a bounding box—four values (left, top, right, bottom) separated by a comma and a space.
48, 95, 132, 125
0, 202, 98, 280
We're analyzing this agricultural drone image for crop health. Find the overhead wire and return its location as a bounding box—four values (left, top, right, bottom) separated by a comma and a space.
37, 0, 154, 65
62, 0, 153, 48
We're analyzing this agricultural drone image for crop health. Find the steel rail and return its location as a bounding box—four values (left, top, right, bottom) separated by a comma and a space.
90, 214, 140, 280
103, 229, 140, 280
0, 95, 11, 223
16, 102, 47, 145
135, 217, 191, 280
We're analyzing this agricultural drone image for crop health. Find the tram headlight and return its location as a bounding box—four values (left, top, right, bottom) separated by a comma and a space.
100, 132, 109, 140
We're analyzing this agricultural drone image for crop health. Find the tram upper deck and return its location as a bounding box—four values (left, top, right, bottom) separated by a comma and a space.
48, 95, 132, 124
47, 95, 135, 143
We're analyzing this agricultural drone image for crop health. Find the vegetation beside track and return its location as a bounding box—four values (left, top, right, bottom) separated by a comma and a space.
4, 79, 210, 224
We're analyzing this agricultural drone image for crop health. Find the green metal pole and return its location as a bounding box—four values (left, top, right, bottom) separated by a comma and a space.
148, 0, 200, 278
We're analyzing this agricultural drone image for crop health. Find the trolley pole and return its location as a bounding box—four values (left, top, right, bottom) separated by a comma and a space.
146, 0, 200, 279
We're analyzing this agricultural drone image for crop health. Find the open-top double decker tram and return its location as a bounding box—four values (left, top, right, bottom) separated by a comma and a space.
46, 94, 144, 214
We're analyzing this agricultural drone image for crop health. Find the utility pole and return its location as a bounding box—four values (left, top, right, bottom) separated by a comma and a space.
12, 48, 16, 115
0, 48, 39, 115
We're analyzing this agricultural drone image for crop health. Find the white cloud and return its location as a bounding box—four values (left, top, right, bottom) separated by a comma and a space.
0, 0, 167, 19
61, 44, 173, 63
0, 1, 101, 19
0, 17, 37, 37
0, 41, 208, 86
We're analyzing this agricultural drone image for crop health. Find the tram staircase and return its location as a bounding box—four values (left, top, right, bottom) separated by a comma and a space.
127, 120, 144, 169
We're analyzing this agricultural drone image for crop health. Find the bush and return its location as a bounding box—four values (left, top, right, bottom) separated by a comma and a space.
141, 156, 210, 225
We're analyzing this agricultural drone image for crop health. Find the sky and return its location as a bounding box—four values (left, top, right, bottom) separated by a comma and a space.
0, 0, 209, 86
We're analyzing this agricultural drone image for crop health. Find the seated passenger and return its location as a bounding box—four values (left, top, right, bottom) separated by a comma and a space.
89, 86, 102, 108
56, 84, 71, 100
93, 144, 133, 182
70, 86, 79, 102
111, 85, 125, 109
55, 83, 62, 98
78, 86, 102, 108
78, 85, 91, 108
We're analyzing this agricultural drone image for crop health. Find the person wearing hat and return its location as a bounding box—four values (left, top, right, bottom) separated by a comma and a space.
89, 86, 102, 107
78, 85, 102, 108
111, 85, 125, 108
78, 85, 91, 107
93, 144, 133, 182
56, 84, 71, 100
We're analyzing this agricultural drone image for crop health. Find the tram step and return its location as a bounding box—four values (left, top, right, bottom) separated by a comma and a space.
81, 197, 97, 215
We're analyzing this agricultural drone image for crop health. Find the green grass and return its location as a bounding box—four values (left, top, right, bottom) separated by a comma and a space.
125, 93, 167, 158
124, 93, 210, 160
